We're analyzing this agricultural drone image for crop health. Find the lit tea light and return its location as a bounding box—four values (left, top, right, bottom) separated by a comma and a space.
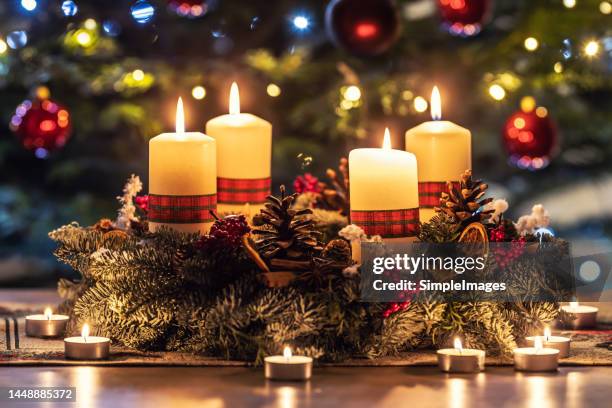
560, 301, 598, 329
526, 326, 570, 358
25, 307, 69, 338
264, 346, 313, 381
513, 336, 559, 372
436, 337, 485, 373
64, 324, 110, 360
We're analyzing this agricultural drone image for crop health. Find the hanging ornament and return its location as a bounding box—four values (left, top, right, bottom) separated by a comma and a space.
502, 99, 557, 170
325, 0, 401, 57
437, 0, 492, 37
10, 87, 72, 157
167, 0, 215, 18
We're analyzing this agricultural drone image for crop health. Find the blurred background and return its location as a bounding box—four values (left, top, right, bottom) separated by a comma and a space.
0, 0, 610, 287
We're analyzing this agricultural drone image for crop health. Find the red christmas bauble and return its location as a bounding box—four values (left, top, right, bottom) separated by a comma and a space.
325, 0, 401, 57
502, 107, 557, 170
437, 0, 492, 36
10, 95, 72, 156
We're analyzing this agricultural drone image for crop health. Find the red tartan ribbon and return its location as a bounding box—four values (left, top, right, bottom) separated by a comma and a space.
217, 177, 271, 205
350, 208, 420, 238
418, 181, 460, 208
148, 194, 217, 224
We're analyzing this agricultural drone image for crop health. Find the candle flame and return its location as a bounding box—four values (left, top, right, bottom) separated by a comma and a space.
534, 336, 543, 353
229, 82, 240, 115
569, 301, 579, 308
382, 127, 392, 150
544, 326, 551, 341
81, 323, 90, 341
44, 307, 52, 320
283, 346, 292, 360
453, 337, 462, 352
176, 97, 185, 134
431, 86, 442, 121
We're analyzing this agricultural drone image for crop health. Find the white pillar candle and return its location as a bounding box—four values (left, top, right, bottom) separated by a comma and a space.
264, 346, 313, 381
349, 128, 419, 239
525, 327, 570, 358
64, 324, 110, 360
206, 83, 272, 215
149, 98, 217, 234
513, 337, 559, 372
436, 338, 485, 373
405, 87, 471, 222
25, 307, 68, 338
560, 301, 598, 329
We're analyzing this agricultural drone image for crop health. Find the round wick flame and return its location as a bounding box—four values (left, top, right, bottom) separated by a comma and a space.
569, 301, 579, 308
431, 86, 442, 121
453, 337, 462, 354
283, 346, 292, 361
534, 336, 543, 353
44, 307, 52, 320
382, 127, 392, 150
544, 326, 551, 341
81, 323, 90, 342
229, 82, 240, 115
175, 97, 185, 134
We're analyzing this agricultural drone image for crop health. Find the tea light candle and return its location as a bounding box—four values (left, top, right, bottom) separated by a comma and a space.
264, 346, 313, 381
513, 337, 559, 372
64, 324, 110, 360
560, 301, 598, 329
405, 87, 471, 222
206, 83, 272, 215
436, 338, 485, 373
526, 327, 570, 358
25, 307, 69, 338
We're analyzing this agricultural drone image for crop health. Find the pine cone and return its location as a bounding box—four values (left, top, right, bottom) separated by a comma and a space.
435, 170, 494, 232
321, 239, 351, 264
252, 185, 324, 264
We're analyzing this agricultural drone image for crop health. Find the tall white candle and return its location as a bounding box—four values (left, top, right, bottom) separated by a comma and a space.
405, 87, 471, 222
349, 128, 419, 239
149, 98, 217, 234
206, 83, 272, 215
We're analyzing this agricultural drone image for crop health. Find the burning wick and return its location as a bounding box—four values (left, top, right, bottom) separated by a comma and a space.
569, 301, 579, 309
454, 337, 463, 356
544, 326, 551, 342
44, 307, 52, 321
229, 82, 240, 115
82, 324, 90, 344
283, 346, 292, 362
534, 336, 543, 354
382, 127, 392, 150
431, 86, 442, 121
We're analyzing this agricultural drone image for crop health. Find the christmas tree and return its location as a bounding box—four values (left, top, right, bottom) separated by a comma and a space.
0, 0, 610, 285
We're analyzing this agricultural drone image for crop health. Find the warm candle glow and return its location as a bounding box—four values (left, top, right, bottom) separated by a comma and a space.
544, 326, 551, 341
382, 128, 392, 150
175, 97, 185, 134
283, 346, 292, 361
534, 336, 543, 353
229, 82, 240, 115
570, 301, 579, 308
44, 307, 52, 320
431, 86, 442, 121
81, 324, 90, 341
454, 337, 462, 352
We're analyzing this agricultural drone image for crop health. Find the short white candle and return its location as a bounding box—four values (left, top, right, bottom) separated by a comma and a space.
560, 301, 598, 329
526, 326, 570, 358
264, 346, 313, 381
436, 338, 485, 373
513, 337, 559, 372
64, 324, 110, 360
25, 307, 69, 338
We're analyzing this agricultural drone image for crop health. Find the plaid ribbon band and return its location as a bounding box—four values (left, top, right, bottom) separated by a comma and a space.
149, 194, 217, 224
350, 208, 420, 238
217, 177, 271, 205
418, 181, 460, 208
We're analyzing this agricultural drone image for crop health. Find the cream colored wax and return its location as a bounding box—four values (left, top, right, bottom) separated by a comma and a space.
349, 128, 419, 239
205, 83, 272, 215
405, 87, 471, 222
149, 98, 217, 234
